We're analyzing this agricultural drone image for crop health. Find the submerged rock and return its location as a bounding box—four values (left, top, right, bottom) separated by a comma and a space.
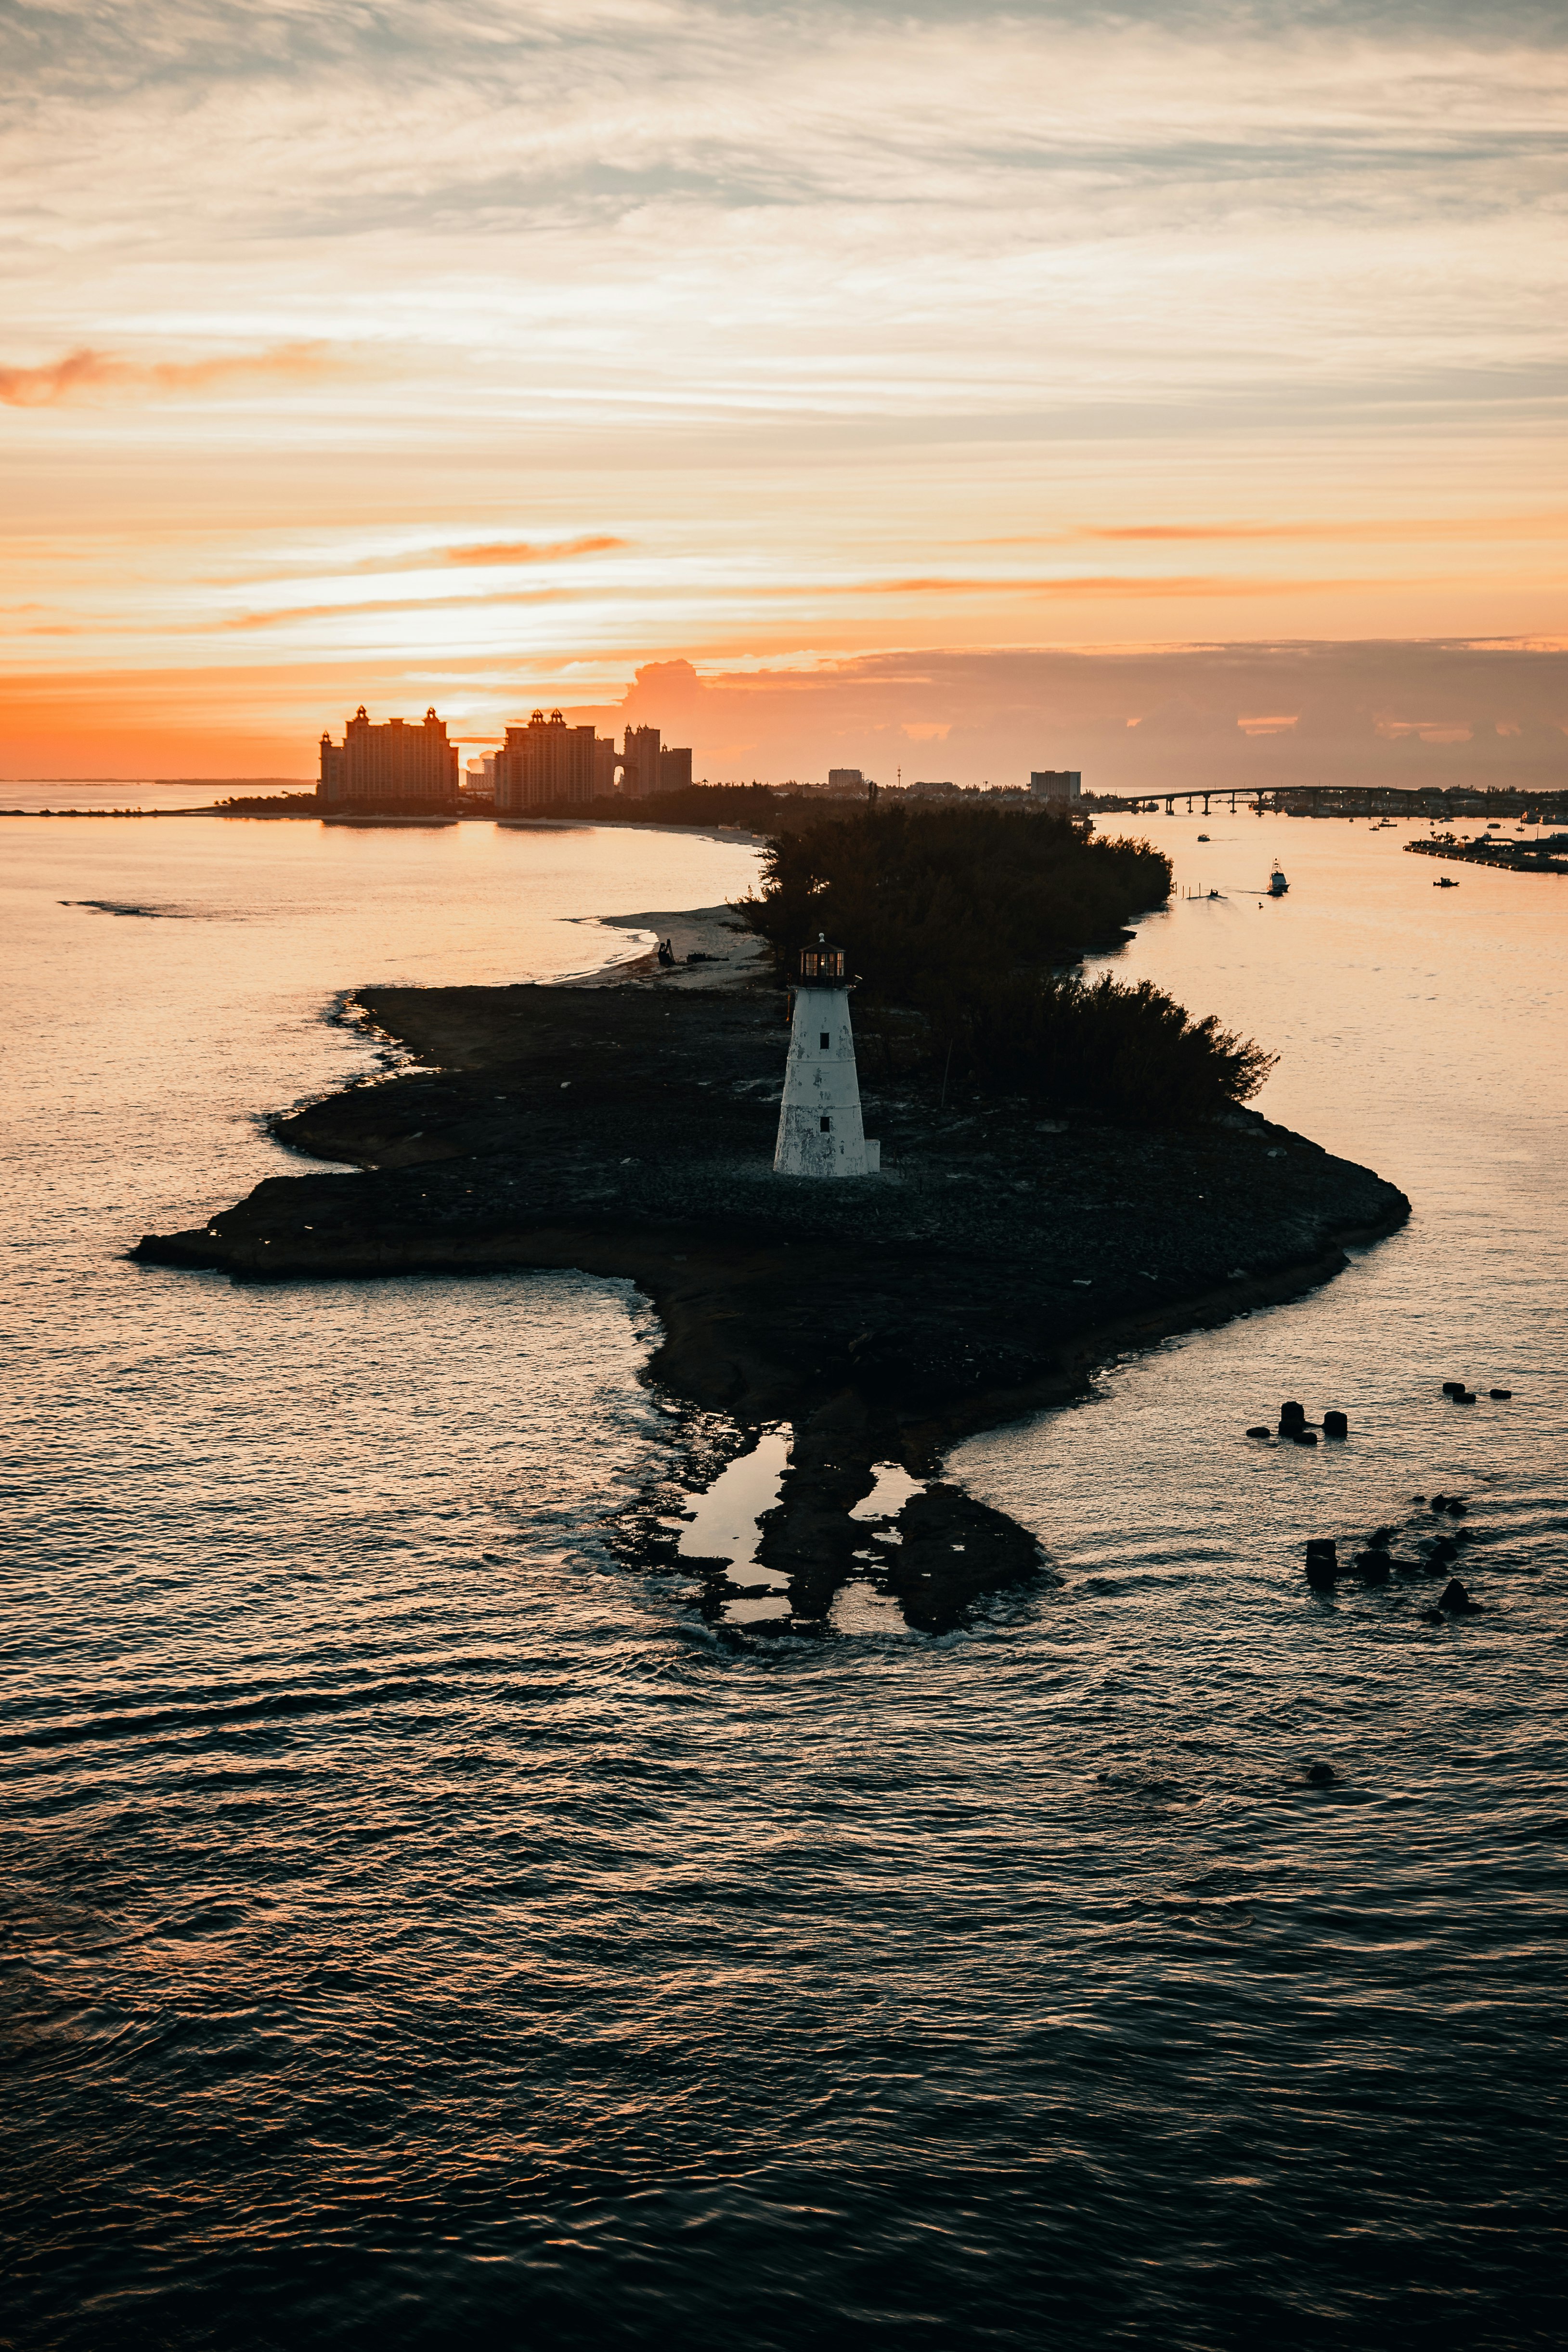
1305, 1762, 1338, 1786
1438, 1578, 1478, 1614
1305, 1539, 1338, 1588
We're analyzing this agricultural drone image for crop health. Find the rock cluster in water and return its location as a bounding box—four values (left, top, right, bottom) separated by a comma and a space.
1304, 1495, 1489, 1620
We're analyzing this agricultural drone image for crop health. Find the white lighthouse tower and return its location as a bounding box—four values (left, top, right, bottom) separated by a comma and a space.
773, 935, 880, 1178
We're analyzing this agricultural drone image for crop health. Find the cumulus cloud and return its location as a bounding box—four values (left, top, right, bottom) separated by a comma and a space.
561, 640, 1568, 791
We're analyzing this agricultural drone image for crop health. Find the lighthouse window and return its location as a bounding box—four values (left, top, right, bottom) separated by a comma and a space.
819, 1033, 830, 1050
819, 1116, 831, 1132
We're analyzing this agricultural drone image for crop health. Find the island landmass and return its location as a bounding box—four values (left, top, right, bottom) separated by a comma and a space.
134, 890, 1409, 1629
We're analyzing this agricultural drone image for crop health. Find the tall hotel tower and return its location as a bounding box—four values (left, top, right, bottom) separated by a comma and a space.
317, 706, 459, 806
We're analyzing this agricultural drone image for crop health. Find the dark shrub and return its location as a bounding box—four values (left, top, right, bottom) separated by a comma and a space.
740, 805, 1274, 1121
959, 970, 1276, 1122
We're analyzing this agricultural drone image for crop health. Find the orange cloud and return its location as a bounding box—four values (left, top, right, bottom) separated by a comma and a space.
443, 535, 627, 566
986, 514, 1568, 547
0, 343, 344, 407
1374, 717, 1474, 744
853, 574, 1381, 599
215, 569, 1376, 635
1097, 517, 1568, 545
220, 584, 602, 630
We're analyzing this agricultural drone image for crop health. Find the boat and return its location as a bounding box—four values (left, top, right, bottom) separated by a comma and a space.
1434, 876, 1459, 888
1197, 832, 1210, 841
1268, 864, 1288, 896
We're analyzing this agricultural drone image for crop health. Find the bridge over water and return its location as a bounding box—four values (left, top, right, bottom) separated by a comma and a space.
1086, 783, 1568, 821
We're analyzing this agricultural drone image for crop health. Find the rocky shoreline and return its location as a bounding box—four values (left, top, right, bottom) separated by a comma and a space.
133, 919, 1410, 1629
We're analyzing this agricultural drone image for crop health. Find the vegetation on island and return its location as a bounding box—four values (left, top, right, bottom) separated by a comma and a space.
215, 791, 321, 813
740, 803, 1276, 1123
522, 783, 850, 832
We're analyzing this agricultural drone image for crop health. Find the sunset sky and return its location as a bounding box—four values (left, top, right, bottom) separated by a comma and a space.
3, 0, 1565, 787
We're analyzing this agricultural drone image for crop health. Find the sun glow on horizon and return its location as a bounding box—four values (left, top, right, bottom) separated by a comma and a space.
3, 2, 1566, 786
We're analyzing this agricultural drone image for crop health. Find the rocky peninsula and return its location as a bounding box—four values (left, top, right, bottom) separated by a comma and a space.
134, 904, 1410, 1632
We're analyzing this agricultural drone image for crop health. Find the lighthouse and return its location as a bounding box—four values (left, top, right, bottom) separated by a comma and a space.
773, 936, 880, 1178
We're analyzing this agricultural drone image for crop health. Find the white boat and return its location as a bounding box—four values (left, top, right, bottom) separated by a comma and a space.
1269, 864, 1289, 896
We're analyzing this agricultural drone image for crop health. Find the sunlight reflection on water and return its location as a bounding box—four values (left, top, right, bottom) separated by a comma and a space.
2, 812, 1565, 2351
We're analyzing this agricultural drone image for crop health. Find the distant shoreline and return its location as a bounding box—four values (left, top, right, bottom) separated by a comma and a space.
1, 806, 769, 847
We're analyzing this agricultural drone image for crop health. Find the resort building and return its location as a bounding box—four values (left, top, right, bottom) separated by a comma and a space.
486, 712, 697, 808
621, 725, 662, 799
1030, 770, 1082, 804
494, 710, 601, 811
616, 728, 695, 797
317, 706, 460, 805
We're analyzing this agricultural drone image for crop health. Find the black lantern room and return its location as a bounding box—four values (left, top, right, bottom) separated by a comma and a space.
798, 933, 846, 983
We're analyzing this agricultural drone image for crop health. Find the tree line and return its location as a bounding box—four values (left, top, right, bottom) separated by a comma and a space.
739, 804, 1275, 1123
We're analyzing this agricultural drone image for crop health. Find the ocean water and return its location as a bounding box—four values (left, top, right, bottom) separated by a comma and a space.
1, 811, 1564, 2350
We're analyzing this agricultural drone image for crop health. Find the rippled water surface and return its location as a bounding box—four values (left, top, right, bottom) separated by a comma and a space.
2, 812, 1565, 2350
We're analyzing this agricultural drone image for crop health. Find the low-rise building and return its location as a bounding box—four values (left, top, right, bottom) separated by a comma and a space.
1030, 770, 1082, 805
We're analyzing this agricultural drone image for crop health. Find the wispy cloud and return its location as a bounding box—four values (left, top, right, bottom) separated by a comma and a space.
846, 574, 1385, 600
0, 343, 345, 407
218, 568, 1384, 633
443, 535, 627, 566
1089, 516, 1568, 545
983, 514, 1568, 546
220, 589, 591, 631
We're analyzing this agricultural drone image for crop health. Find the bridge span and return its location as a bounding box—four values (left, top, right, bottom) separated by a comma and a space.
1086, 783, 1568, 822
